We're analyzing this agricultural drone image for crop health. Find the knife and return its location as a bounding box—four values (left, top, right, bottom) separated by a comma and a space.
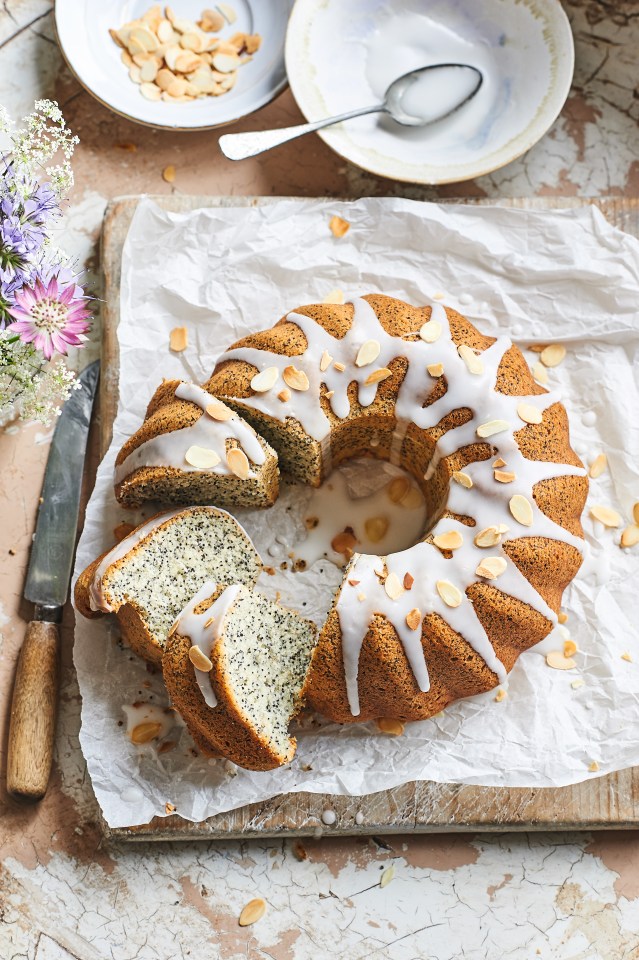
7, 360, 100, 801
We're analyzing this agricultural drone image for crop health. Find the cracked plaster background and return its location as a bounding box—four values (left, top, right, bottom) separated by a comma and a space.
2, 1, 639, 957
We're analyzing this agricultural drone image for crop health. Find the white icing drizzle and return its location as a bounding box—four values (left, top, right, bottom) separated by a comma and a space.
216, 298, 587, 716
172, 581, 242, 708
114, 382, 266, 486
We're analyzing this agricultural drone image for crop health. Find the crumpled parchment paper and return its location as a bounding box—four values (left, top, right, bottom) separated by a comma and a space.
73, 196, 639, 828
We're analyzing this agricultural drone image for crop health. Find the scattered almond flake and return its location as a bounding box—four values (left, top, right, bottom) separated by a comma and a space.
212, 51, 239, 72
452, 470, 473, 489
436, 580, 463, 608
319, 349, 333, 372
357, 592, 366, 602
365, 516, 389, 543
185, 445, 221, 469
477, 419, 510, 438
380, 864, 396, 888
227, 447, 250, 479
263, 566, 275, 576
406, 607, 421, 630
250, 366, 279, 392
323, 288, 344, 304
546, 650, 577, 670
140, 81, 162, 100
493, 457, 507, 468
517, 402, 543, 425
494, 687, 507, 702
476, 556, 507, 579
115, 140, 137, 151
165, 801, 176, 814
634, 502, 639, 525
206, 400, 233, 420
238, 898, 266, 927
329, 215, 350, 238
188, 644, 213, 671
333, 361, 346, 372
432, 292, 445, 300
293, 840, 307, 861
403, 572, 414, 590
474, 526, 502, 548
571, 679, 584, 689
497, 523, 510, 534
158, 740, 176, 753
540, 343, 566, 368
169, 326, 188, 352
588, 761, 600, 773
563, 639, 578, 658
347, 578, 360, 586
364, 367, 392, 386
558, 612, 568, 624
418, 319, 441, 343
387, 476, 411, 503
114, 521, 136, 541
384, 571, 404, 600
427, 362, 444, 377
376, 718, 405, 736
433, 530, 463, 551
204, 616, 215, 628
400, 486, 422, 509
355, 339, 381, 367
494, 470, 516, 484
130, 721, 163, 744
277, 388, 291, 403
509, 494, 533, 526
283, 364, 310, 391
458, 343, 484, 375
621, 652, 633, 662
331, 530, 357, 556
589, 453, 607, 479
532, 361, 549, 385
304, 516, 319, 530
589, 505, 621, 528
621, 525, 639, 548
324, 390, 335, 399
162, 163, 176, 183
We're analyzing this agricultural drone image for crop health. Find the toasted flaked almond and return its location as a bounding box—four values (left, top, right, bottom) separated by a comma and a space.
120, 48, 134, 67
206, 400, 233, 421
621, 652, 633, 662
365, 516, 389, 543
433, 530, 463, 551
333, 361, 346, 372
452, 470, 473, 489
324, 390, 334, 399
377, 718, 404, 736
474, 525, 502, 548
387, 476, 411, 503
130, 25, 159, 52
532, 361, 549, 385
156, 67, 177, 90
384, 571, 404, 600
185, 445, 221, 468
189, 644, 213, 671
218, 2, 238, 24
227, 447, 250, 479
130, 721, 163, 744
475, 556, 507, 579
563, 639, 578, 658
110, 27, 125, 48
129, 64, 143, 83
494, 687, 508, 703
403, 572, 414, 590
517, 402, 543, 425
476, 419, 510, 438
406, 607, 422, 631
169, 326, 187, 351
200, 8, 225, 31
319, 350, 333, 372
458, 343, 483, 375
332, 530, 357, 556
400, 486, 422, 509
494, 470, 516, 484
277, 388, 290, 403
558, 611, 568, 624
203, 616, 215, 629
546, 650, 577, 670
589, 505, 621, 528
632, 502, 639, 525
493, 457, 507, 468
347, 577, 359, 586
588, 453, 607, 479
113, 521, 136, 542
212, 50, 239, 71
364, 367, 392, 386
427, 362, 444, 377
157, 18, 175, 41
329, 215, 350, 238
621, 525, 639, 548
357, 592, 366, 602
180, 30, 205, 52
509, 494, 533, 526
282, 365, 310, 391
436, 579, 463, 608
162, 164, 176, 183
540, 343, 566, 368
250, 366, 278, 393
167, 76, 189, 96
175, 51, 203, 73
588, 761, 600, 772
239, 898, 266, 927
355, 339, 381, 367
571, 678, 585, 689
323, 288, 344, 304
164, 43, 183, 71
380, 864, 396, 888
418, 319, 441, 343
165, 801, 176, 814
140, 59, 159, 82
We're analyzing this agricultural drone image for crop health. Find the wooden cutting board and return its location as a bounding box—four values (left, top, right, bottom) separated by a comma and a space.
100, 194, 639, 840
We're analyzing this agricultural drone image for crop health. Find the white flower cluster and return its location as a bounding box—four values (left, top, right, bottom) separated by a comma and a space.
9, 99, 79, 198
0, 331, 78, 426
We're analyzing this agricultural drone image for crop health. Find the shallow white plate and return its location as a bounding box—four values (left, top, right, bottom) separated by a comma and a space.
285, 0, 574, 184
55, 0, 292, 130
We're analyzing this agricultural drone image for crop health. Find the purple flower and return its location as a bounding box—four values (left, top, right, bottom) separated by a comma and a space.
6, 273, 91, 360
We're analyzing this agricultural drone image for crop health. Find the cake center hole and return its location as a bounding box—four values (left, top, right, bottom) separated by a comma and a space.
291, 458, 429, 570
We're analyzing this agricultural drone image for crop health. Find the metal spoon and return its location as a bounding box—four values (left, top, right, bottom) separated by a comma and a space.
219, 63, 483, 161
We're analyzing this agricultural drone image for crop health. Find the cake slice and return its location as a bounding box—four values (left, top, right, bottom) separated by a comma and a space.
114, 380, 279, 509
163, 582, 318, 770
74, 506, 261, 665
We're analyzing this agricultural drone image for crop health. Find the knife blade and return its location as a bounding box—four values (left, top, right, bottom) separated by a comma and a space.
7, 360, 99, 800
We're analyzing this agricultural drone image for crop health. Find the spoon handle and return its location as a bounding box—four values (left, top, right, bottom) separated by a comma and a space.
219, 104, 384, 161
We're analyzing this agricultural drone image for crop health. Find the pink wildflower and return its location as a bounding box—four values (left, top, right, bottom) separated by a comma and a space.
6, 274, 91, 360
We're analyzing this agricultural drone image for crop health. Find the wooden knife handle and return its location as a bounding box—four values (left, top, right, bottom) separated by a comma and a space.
7, 621, 60, 801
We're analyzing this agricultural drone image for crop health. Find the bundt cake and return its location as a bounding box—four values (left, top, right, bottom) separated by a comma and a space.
114, 381, 278, 508
163, 582, 317, 770
74, 506, 261, 665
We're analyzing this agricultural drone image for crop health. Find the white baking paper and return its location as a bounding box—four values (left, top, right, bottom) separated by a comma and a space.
72, 197, 639, 828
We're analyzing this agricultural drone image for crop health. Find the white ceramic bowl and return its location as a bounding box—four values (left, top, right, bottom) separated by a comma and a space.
285, 0, 574, 185
55, 0, 292, 130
